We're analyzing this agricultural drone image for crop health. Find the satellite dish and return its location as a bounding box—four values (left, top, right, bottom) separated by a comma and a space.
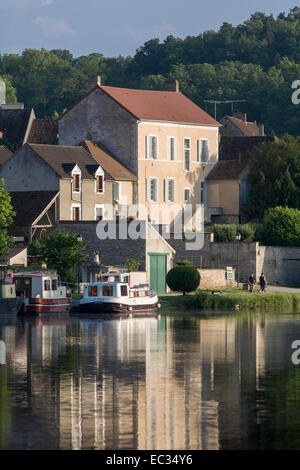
0, 80, 6, 105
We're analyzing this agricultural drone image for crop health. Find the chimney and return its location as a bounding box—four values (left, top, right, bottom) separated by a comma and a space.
240, 112, 247, 123
88, 75, 101, 91
259, 124, 265, 136
166, 80, 179, 92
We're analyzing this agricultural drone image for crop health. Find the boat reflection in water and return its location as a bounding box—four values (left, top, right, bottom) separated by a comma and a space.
1, 312, 300, 450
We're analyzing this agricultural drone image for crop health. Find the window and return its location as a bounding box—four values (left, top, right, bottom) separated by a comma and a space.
113, 182, 121, 201
147, 135, 158, 159
121, 285, 128, 296
198, 139, 210, 163
102, 285, 113, 296
184, 188, 191, 203
164, 179, 176, 202
200, 181, 206, 205
242, 180, 248, 205
95, 205, 104, 221
167, 137, 176, 161
51, 279, 58, 291
44, 280, 51, 291
147, 178, 158, 202
184, 138, 191, 171
96, 175, 104, 193
88, 285, 98, 297
73, 173, 80, 192
72, 205, 80, 221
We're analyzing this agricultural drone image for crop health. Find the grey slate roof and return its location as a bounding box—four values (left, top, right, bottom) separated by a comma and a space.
10, 191, 58, 226
28, 143, 100, 179
27, 119, 58, 145
0, 108, 34, 150
0, 145, 12, 165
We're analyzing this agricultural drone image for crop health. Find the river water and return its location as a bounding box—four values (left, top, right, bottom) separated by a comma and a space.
0, 312, 300, 450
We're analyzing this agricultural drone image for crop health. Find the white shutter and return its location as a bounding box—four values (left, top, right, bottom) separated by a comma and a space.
197, 140, 201, 162
113, 182, 120, 201
173, 138, 177, 161
174, 180, 177, 203
164, 179, 168, 202
146, 136, 150, 159
155, 178, 159, 201
147, 178, 151, 201
206, 139, 210, 162
156, 136, 159, 160
167, 137, 170, 161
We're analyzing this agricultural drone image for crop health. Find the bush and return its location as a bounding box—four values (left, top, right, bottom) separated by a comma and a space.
213, 223, 256, 243
259, 206, 300, 246
166, 265, 200, 295
126, 258, 141, 272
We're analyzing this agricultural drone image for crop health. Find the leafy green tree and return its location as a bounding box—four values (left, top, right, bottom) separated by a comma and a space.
258, 206, 300, 246
37, 229, 88, 283
166, 265, 200, 295
0, 179, 14, 262
248, 137, 300, 220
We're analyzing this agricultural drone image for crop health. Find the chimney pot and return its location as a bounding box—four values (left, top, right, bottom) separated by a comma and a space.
166, 80, 179, 92
88, 75, 101, 91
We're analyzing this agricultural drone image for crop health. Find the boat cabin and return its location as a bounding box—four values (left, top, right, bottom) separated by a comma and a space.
84, 271, 151, 300
14, 272, 66, 299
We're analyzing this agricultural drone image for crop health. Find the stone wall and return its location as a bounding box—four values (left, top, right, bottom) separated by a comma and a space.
258, 246, 300, 287
198, 269, 236, 289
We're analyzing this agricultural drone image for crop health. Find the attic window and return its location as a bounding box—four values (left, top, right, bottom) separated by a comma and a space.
73, 174, 80, 192
96, 175, 104, 193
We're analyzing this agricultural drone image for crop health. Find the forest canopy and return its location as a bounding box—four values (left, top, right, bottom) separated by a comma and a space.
2, 7, 300, 134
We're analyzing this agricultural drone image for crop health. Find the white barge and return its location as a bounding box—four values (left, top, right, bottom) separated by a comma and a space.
73, 271, 160, 314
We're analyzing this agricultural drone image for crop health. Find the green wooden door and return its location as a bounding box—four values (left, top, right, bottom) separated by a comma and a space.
149, 253, 167, 293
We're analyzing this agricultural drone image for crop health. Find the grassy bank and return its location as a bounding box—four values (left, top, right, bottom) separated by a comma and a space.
160, 289, 300, 313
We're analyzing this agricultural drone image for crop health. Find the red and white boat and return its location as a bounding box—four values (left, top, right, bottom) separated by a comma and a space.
14, 271, 71, 314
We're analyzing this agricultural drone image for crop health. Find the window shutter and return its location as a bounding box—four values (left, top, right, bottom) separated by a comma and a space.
113, 182, 120, 201
167, 137, 170, 161
174, 180, 177, 203
147, 178, 151, 201
156, 136, 159, 159
206, 140, 210, 162
155, 178, 159, 201
146, 136, 150, 159
164, 179, 168, 202
173, 138, 177, 161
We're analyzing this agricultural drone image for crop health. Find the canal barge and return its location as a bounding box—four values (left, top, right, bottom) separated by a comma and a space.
0, 280, 24, 315
71, 271, 160, 314
14, 271, 71, 314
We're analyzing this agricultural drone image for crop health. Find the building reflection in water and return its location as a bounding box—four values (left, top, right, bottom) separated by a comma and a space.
0, 312, 292, 450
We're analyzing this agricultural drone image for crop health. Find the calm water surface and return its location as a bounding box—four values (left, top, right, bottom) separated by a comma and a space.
1, 312, 300, 450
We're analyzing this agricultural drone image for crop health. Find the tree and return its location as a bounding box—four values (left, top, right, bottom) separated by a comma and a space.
37, 229, 88, 283
248, 137, 300, 220
257, 206, 300, 246
0, 179, 14, 262
166, 265, 200, 295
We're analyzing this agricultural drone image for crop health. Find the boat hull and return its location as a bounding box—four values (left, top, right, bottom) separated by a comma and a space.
0, 297, 24, 316
72, 300, 159, 314
23, 297, 71, 315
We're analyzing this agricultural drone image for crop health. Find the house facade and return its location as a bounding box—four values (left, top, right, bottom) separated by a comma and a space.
58, 77, 220, 227
0, 143, 136, 240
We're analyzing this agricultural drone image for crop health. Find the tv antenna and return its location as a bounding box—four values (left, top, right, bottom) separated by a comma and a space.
204, 99, 246, 120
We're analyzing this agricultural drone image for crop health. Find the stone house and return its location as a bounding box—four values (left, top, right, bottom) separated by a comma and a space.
0, 143, 136, 241
219, 112, 265, 137
58, 76, 220, 227
206, 136, 276, 224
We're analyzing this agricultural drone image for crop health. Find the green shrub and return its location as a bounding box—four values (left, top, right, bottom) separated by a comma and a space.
126, 258, 141, 272
166, 265, 200, 295
214, 223, 256, 243
258, 206, 300, 246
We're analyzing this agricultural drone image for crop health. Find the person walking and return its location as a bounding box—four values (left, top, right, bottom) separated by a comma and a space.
259, 272, 267, 292
249, 273, 255, 293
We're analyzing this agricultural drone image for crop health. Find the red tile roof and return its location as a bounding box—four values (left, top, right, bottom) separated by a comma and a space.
221, 116, 260, 137
82, 140, 137, 181
59, 85, 220, 126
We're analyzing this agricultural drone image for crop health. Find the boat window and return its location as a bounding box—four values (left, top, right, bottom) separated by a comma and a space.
124, 276, 130, 284
88, 285, 98, 297
133, 290, 139, 298
121, 285, 128, 296
102, 285, 113, 296
52, 279, 58, 291
44, 280, 51, 291
145, 290, 149, 296
114, 276, 119, 281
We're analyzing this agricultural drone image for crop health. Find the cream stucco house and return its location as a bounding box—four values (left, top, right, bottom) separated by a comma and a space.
58, 77, 220, 228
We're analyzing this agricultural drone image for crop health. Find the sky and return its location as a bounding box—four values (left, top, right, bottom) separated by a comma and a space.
0, 0, 298, 58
